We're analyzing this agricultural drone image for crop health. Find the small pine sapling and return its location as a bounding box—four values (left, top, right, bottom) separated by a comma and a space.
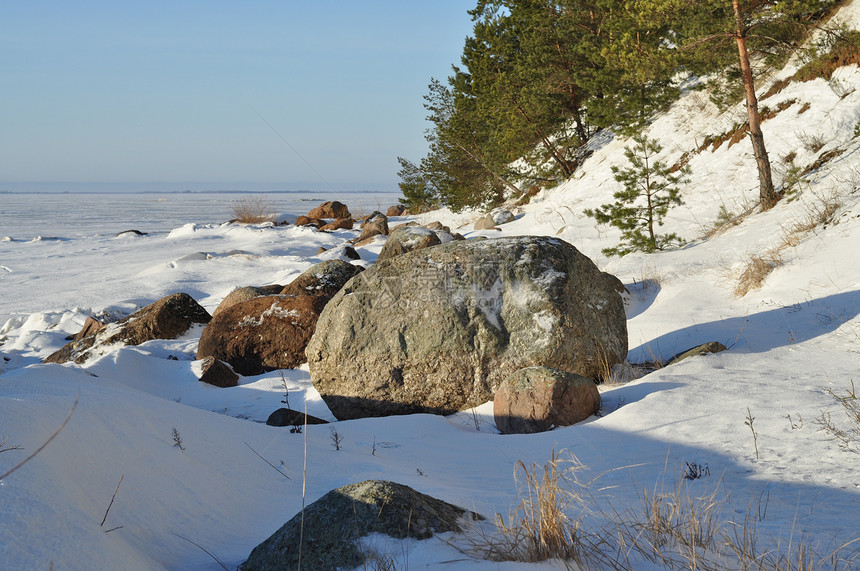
585, 134, 689, 256
330, 427, 343, 451
172, 427, 185, 451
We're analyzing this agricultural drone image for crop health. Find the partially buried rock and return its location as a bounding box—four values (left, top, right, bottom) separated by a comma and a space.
665, 341, 727, 366
307, 236, 627, 420
198, 356, 239, 388
265, 408, 328, 427
197, 261, 361, 375
319, 217, 354, 231
353, 211, 389, 245
65, 316, 106, 341
490, 207, 515, 225
307, 200, 350, 220
295, 216, 323, 228
239, 480, 481, 571
279, 259, 362, 301
376, 226, 441, 262
45, 293, 211, 365
317, 244, 361, 260
386, 204, 406, 217
115, 229, 147, 237
494, 366, 600, 434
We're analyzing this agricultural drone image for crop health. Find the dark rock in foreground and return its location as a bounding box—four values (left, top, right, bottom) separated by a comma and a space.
307, 236, 627, 420
265, 408, 328, 427
197, 356, 239, 388
239, 480, 481, 571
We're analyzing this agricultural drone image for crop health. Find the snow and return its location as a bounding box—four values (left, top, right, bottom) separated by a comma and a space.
3, 6, 860, 569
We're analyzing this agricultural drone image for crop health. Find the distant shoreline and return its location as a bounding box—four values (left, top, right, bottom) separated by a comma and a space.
0, 182, 401, 195
0, 189, 400, 195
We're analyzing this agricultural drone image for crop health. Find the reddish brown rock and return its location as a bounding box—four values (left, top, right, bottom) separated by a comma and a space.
296, 216, 324, 228
198, 356, 240, 388
307, 201, 351, 220
45, 293, 212, 364
197, 294, 322, 375
353, 212, 389, 244
494, 367, 600, 434
68, 316, 106, 341
319, 217, 354, 231
385, 204, 406, 217
213, 285, 284, 317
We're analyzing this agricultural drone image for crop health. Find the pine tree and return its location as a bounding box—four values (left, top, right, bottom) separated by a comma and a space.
669, 0, 839, 209
585, 134, 688, 256
396, 157, 437, 213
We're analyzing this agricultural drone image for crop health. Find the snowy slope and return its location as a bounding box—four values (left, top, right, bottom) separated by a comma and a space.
3, 3, 860, 569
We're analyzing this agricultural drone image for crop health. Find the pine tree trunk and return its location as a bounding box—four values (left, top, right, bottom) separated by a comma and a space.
453, 140, 522, 198
733, 0, 777, 209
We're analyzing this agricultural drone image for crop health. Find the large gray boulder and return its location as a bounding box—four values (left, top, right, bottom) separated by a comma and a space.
306, 236, 627, 420
239, 480, 480, 571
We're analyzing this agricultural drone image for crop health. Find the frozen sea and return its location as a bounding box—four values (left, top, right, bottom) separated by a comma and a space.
0, 190, 403, 240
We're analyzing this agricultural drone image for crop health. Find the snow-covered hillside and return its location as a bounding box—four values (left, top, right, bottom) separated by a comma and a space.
2, 3, 860, 569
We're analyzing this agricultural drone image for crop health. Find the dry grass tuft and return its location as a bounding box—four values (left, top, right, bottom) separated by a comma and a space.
625, 474, 725, 569
784, 189, 843, 241
796, 131, 827, 154
467, 451, 860, 570
815, 380, 860, 454
487, 451, 595, 565
734, 253, 782, 298
230, 196, 277, 224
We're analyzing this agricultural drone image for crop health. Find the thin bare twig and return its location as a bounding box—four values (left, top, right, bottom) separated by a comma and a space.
244, 442, 291, 480
172, 533, 228, 571
100, 474, 124, 527
0, 396, 78, 481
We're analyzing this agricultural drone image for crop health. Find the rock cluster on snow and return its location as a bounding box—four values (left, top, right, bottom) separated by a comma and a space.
44, 292, 212, 365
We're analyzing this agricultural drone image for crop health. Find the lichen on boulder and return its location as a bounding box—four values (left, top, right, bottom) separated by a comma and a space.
307, 236, 627, 420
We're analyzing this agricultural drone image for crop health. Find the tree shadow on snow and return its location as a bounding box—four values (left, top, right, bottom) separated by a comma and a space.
623, 279, 662, 319
629, 289, 860, 363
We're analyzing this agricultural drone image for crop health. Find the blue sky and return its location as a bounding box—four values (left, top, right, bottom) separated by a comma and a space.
1, 1, 475, 192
